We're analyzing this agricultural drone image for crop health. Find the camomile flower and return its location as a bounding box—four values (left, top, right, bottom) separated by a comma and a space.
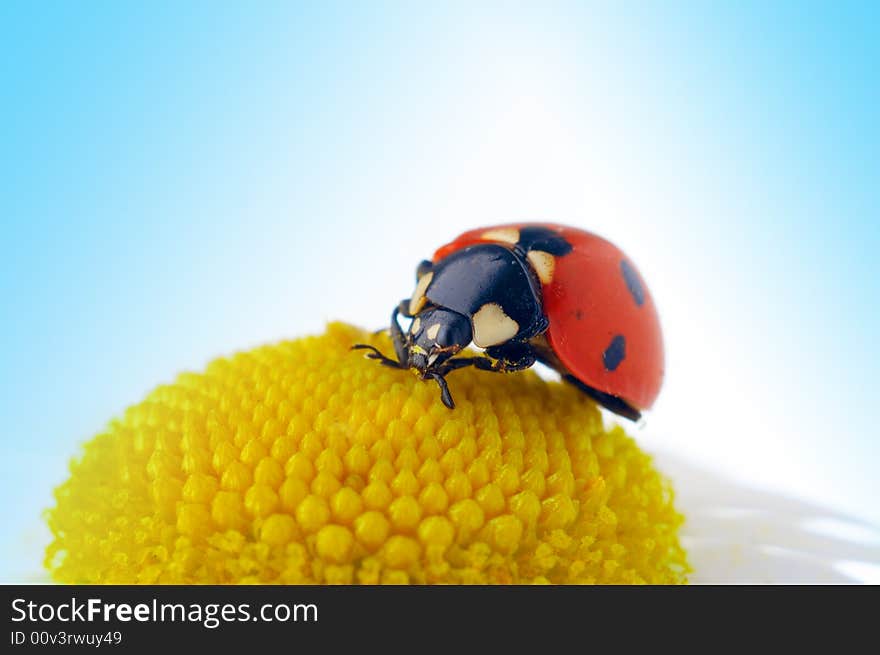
36, 324, 880, 584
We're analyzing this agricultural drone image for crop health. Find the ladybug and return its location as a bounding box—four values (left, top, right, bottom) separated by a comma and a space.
353, 223, 663, 421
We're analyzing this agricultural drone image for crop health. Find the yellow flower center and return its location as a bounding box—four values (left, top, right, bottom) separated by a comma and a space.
45, 323, 688, 584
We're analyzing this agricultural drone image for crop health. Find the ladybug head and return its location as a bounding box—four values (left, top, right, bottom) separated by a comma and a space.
406, 307, 472, 374
352, 304, 474, 409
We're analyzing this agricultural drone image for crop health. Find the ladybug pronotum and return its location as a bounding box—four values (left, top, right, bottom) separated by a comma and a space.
354, 223, 664, 421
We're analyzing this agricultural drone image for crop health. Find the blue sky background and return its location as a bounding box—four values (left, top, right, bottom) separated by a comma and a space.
1, 1, 877, 580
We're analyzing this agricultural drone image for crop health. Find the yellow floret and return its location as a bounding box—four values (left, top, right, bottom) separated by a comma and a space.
44, 322, 688, 584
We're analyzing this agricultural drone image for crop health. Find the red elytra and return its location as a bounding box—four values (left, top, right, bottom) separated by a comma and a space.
433, 223, 664, 412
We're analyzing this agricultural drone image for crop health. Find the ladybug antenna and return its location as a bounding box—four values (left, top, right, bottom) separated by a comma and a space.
351, 343, 404, 369
426, 372, 455, 409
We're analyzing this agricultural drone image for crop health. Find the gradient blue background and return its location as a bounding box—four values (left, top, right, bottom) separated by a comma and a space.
2, 2, 877, 581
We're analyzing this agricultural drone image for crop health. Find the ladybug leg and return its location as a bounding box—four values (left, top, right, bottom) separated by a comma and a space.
427, 349, 528, 409
435, 357, 483, 373
351, 344, 403, 368
353, 300, 413, 367
429, 342, 537, 409
425, 372, 456, 409
467, 357, 507, 372
373, 298, 412, 334
439, 342, 537, 375
483, 341, 538, 372
389, 301, 410, 364
372, 297, 414, 334
396, 298, 414, 318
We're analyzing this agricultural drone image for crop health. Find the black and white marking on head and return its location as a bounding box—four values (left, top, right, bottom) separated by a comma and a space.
620, 260, 645, 307
425, 323, 441, 341
426, 243, 546, 342
603, 334, 626, 371
472, 302, 520, 347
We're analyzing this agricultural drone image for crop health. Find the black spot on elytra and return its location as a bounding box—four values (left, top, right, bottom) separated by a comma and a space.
620, 259, 644, 306
574, 309, 584, 321
517, 226, 573, 256
603, 334, 626, 371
